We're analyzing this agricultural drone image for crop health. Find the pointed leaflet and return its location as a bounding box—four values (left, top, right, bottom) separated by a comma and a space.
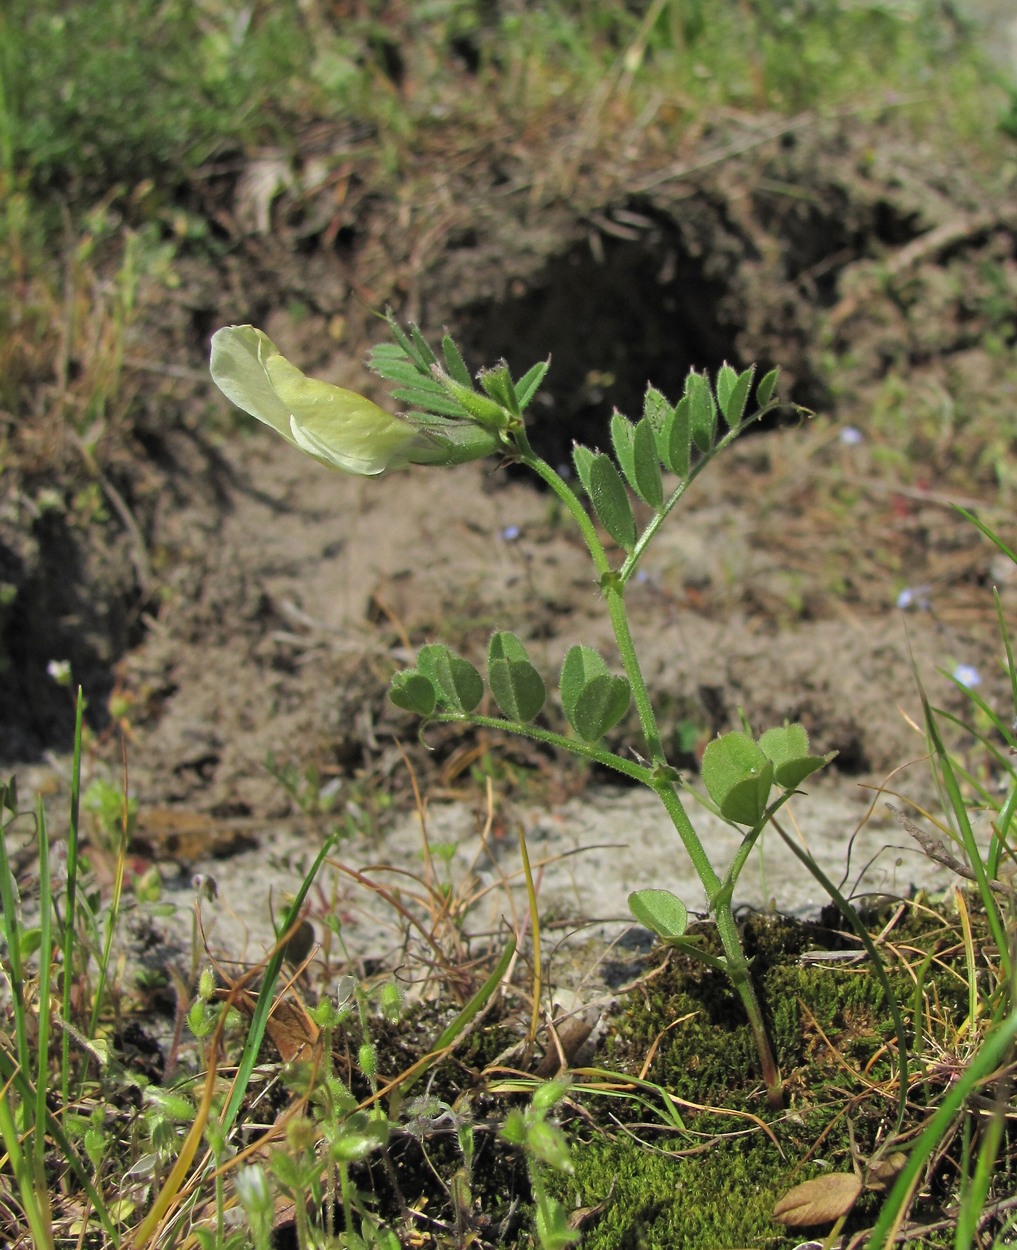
715, 363, 737, 417
488, 632, 546, 723
756, 366, 780, 408
611, 411, 663, 507
642, 386, 675, 469
389, 670, 436, 717
588, 453, 637, 551
720, 365, 755, 429
515, 359, 550, 411
630, 417, 664, 508
478, 363, 520, 416
441, 333, 472, 386
431, 369, 509, 429
610, 411, 637, 484
572, 443, 595, 497
628, 889, 688, 941
417, 644, 483, 714
686, 370, 717, 453
701, 731, 773, 826
666, 394, 692, 477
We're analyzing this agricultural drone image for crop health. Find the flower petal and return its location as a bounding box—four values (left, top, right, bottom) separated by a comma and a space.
210, 323, 502, 476
265, 351, 419, 475
209, 326, 295, 441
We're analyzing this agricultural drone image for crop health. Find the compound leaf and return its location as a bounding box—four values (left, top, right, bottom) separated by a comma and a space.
701, 730, 773, 826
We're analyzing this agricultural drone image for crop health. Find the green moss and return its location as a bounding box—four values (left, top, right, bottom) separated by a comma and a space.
549, 1133, 823, 1249
566, 905, 999, 1246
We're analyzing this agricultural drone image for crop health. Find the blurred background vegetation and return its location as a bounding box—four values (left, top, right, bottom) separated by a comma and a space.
2, 0, 1013, 456
0, 0, 1014, 706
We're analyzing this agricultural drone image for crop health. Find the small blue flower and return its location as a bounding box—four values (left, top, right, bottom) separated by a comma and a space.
896, 584, 930, 611
952, 663, 981, 689
839, 426, 863, 446
500, 524, 521, 541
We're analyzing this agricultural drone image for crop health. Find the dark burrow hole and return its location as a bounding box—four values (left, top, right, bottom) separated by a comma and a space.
452, 214, 822, 473
456, 232, 737, 471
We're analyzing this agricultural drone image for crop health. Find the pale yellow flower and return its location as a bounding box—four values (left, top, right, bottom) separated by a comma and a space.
210, 325, 497, 475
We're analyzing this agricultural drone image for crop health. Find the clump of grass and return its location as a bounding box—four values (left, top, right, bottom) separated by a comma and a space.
1, 704, 587, 1248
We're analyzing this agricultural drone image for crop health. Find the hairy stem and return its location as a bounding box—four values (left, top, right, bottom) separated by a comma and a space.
511, 430, 782, 1105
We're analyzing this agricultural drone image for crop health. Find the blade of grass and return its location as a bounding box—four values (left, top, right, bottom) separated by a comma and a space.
394, 933, 517, 1105
953, 886, 979, 1033
952, 505, 1017, 565
955, 1088, 1007, 1249
864, 1008, 1017, 1250
60, 687, 84, 1104
219, 832, 338, 1135
519, 822, 542, 1058
88, 750, 129, 1040
0, 1067, 54, 1250
34, 795, 53, 1178
0, 783, 29, 1071
922, 690, 1011, 983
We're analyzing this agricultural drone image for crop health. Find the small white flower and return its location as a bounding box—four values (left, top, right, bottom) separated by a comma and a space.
839, 426, 863, 446
47, 659, 72, 686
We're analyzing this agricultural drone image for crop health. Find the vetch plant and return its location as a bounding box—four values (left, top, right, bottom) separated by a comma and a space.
211, 314, 835, 1108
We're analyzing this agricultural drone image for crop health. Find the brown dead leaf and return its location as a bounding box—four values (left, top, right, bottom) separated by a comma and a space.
773, 1172, 862, 1228
219, 986, 320, 1063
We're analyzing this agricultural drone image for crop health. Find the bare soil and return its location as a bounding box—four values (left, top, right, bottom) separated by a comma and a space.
3, 109, 1016, 963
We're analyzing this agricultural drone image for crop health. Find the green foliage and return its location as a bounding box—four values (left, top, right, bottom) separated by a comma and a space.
417, 643, 484, 715
585, 452, 638, 550
559, 645, 632, 742
627, 888, 688, 941
488, 632, 546, 723
701, 730, 774, 826
502, 1080, 579, 1250
2, 0, 314, 193
375, 320, 811, 1107
699, 724, 834, 825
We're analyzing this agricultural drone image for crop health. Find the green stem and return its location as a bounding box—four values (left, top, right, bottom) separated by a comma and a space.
655, 785, 782, 1107
510, 430, 782, 1106
514, 433, 612, 580
433, 712, 654, 784
516, 438, 666, 763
